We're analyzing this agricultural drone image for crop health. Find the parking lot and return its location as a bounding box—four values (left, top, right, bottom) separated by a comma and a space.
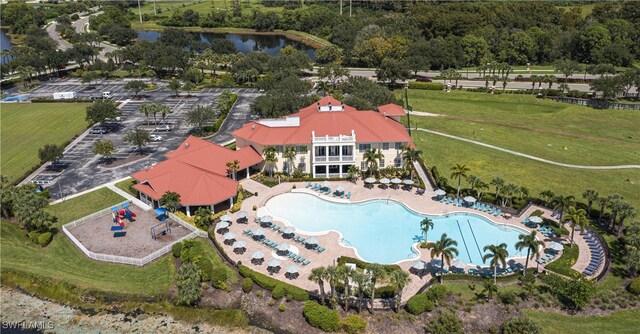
22, 79, 261, 199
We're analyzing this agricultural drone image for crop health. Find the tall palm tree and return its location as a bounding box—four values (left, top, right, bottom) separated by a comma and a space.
225, 159, 240, 180
515, 230, 544, 276
502, 183, 520, 207
160, 191, 181, 212
562, 206, 589, 245
467, 175, 480, 193
363, 148, 382, 176
283, 146, 297, 176
389, 270, 410, 313
368, 264, 386, 314
337, 265, 354, 311
607, 194, 624, 230
401, 146, 422, 178
352, 271, 370, 313
157, 104, 172, 124
325, 265, 339, 308
450, 164, 471, 197
582, 188, 599, 217
262, 146, 278, 177
475, 180, 488, 200
139, 103, 153, 125
347, 165, 360, 182
491, 177, 504, 200
597, 196, 610, 224
553, 194, 575, 223
426, 233, 459, 283
539, 190, 555, 206
309, 267, 327, 305
616, 203, 636, 236
482, 243, 509, 284
420, 217, 434, 242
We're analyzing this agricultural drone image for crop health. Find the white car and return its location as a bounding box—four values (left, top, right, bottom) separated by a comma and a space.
150, 134, 163, 142
155, 125, 171, 132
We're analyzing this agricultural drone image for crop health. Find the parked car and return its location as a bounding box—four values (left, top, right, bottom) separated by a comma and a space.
155, 125, 171, 132
416, 76, 432, 82
150, 134, 163, 142
90, 126, 108, 134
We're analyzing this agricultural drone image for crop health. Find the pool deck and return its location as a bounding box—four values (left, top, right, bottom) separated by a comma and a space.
223, 179, 593, 300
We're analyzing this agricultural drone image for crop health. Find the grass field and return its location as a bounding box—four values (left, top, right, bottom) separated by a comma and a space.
523, 308, 640, 334
0, 103, 90, 183
115, 178, 139, 197
0, 220, 174, 296
413, 131, 640, 208
45, 188, 126, 228
133, 0, 287, 17
544, 244, 580, 278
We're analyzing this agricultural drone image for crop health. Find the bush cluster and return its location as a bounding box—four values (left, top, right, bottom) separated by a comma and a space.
501, 316, 541, 334
238, 265, 309, 301
340, 314, 367, 334
408, 81, 445, 90
498, 290, 519, 305
37, 232, 53, 247
303, 301, 341, 332
172, 242, 182, 258
406, 293, 435, 315
242, 278, 254, 293
628, 278, 640, 295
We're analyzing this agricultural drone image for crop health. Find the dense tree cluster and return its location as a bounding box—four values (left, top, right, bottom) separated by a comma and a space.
89, 5, 137, 46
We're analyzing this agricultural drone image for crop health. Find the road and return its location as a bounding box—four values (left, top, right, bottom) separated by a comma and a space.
345, 69, 604, 80
45, 21, 72, 50
45, 9, 117, 60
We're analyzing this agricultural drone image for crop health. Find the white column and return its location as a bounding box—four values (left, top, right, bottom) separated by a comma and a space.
186, 206, 191, 217
210, 204, 215, 213
229, 197, 234, 207
246, 167, 250, 178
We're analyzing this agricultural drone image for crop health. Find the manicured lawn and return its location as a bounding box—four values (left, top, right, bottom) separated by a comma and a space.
115, 178, 139, 197
0, 103, 90, 183
413, 131, 640, 208
195, 238, 238, 284
0, 220, 174, 297
404, 90, 640, 166
523, 308, 640, 334
45, 187, 125, 227
545, 244, 580, 278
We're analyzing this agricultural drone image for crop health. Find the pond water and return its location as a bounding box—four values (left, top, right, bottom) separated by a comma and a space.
1, 28, 13, 64
137, 30, 315, 60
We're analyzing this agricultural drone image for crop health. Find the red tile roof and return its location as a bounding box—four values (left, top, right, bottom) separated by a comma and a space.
131, 136, 263, 206
232, 96, 413, 146
378, 103, 406, 116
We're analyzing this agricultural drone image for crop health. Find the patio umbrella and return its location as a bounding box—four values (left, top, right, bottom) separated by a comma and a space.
434, 189, 446, 196
251, 250, 265, 259
282, 226, 296, 234
336, 185, 345, 192
267, 259, 281, 268
276, 243, 291, 252
379, 178, 390, 184
286, 265, 300, 274
429, 258, 443, 267
154, 207, 167, 215
322, 180, 331, 188
403, 179, 415, 185
305, 237, 319, 245
391, 178, 402, 184
548, 242, 564, 251
220, 214, 232, 222
232, 240, 246, 249
452, 259, 467, 268
411, 260, 428, 270
216, 221, 230, 229
464, 196, 477, 203
223, 232, 236, 240
236, 211, 248, 218
260, 215, 273, 223
364, 177, 376, 184
529, 216, 543, 224
252, 228, 265, 237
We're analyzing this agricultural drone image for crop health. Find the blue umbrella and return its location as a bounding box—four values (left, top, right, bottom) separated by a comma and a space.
155, 207, 167, 215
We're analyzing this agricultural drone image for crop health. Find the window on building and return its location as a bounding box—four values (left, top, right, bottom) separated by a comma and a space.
315, 165, 327, 174
296, 145, 308, 153
277, 145, 284, 153
315, 146, 326, 156
382, 142, 390, 150
361, 161, 366, 170
395, 142, 402, 150
341, 165, 351, 173
329, 165, 340, 174
394, 157, 402, 168
341, 146, 352, 156
380, 158, 385, 168
298, 162, 306, 171
329, 145, 340, 156
358, 143, 371, 152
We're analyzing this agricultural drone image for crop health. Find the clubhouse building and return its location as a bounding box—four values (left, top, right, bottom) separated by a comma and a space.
131, 96, 412, 215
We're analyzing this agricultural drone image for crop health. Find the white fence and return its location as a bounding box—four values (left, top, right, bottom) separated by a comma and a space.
61, 201, 205, 266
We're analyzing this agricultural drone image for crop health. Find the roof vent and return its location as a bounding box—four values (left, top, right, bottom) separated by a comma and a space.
185, 142, 190, 148
317, 102, 320, 111
251, 125, 256, 131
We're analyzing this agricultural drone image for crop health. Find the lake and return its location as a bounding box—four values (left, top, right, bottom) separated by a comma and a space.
1, 28, 13, 63
137, 30, 316, 60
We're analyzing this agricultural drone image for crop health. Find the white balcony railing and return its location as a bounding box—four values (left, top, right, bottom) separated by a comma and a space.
313, 155, 355, 163
312, 130, 356, 143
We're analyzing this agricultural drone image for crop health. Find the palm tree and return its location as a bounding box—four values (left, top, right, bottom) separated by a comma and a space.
502, 183, 520, 207
515, 230, 544, 276
337, 265, 354, 311
352, 271, 370, 313
160, 191, 181, 212
450, 164, 470, 197
482, 243, 509, 284
325, 265, 339, 308
283, 146, 297, 176
475, 180, 488, 200
139, 103, 153, 125
262, 146, 278, 177
491, 177, 504, 200
363, 148, 382, 176
597, 196, 610, 224
582, 188, 599, 217
607, 194, 624, 230
426, 233, 459, 283
544, 74, 557, 89
389, 269, 410, 313
539, 190, 555, 206
157, 104, 172, 124
368, 264, 386, 314
562, 206, 589, 245
401, 146, 422, 178
193, 207, 213, 229
529, 75, 539, 90
553, 194, 576, 223
467, 175, 480, 193
347, 165, 360, 182
225, 159, 240, 180
482, 279, 498, 300
309, 267, 327, 305
420, 217, 434, 242
615, 203, 636, 236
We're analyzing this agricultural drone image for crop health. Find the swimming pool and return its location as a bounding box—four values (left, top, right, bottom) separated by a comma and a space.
264, 192, 526, 265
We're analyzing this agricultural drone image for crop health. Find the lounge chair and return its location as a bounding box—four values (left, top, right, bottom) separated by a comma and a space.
317, 247, 325, 253
298, 237, 305, 243
303, 260, 310, 265
439, 196, 446, 203
305, 181, 312, 188
493, 209, 502, 216
453, 198, 458, 206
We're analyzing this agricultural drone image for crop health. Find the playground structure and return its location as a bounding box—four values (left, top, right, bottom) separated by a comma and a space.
111, 202, 137, 235
151, 221, 172, 240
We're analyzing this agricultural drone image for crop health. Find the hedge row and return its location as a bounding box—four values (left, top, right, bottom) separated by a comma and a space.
337, 256, 401, 273
238, 265, 309, 301
408, 82, 445, 90
303, 301, 341, 332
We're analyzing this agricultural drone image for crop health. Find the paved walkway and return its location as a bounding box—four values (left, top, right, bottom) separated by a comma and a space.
415, 128, 640, 170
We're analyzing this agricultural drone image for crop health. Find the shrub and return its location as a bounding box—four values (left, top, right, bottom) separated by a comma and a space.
426, 285, 447, 302
627, 278, 640, 295
498, 291, 519, 305
272, 284, 286, 300
176, 262, 202, 306
427, 311, 464, 334
238, 265, 309, 301
28, 231, 40, 245
406, 293, 435, 315
197, 258, 214, 282
211, 266, 228, 289
341, 314, 367, 334
37, 232, 53, 247
374, 285, 396, 299
501, 316, 541, 334
303, 301, 340, 332
172, 242, 182, 258
278, 302, 286, 312
409, 81, 445, 90
242, 278, 254, 293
